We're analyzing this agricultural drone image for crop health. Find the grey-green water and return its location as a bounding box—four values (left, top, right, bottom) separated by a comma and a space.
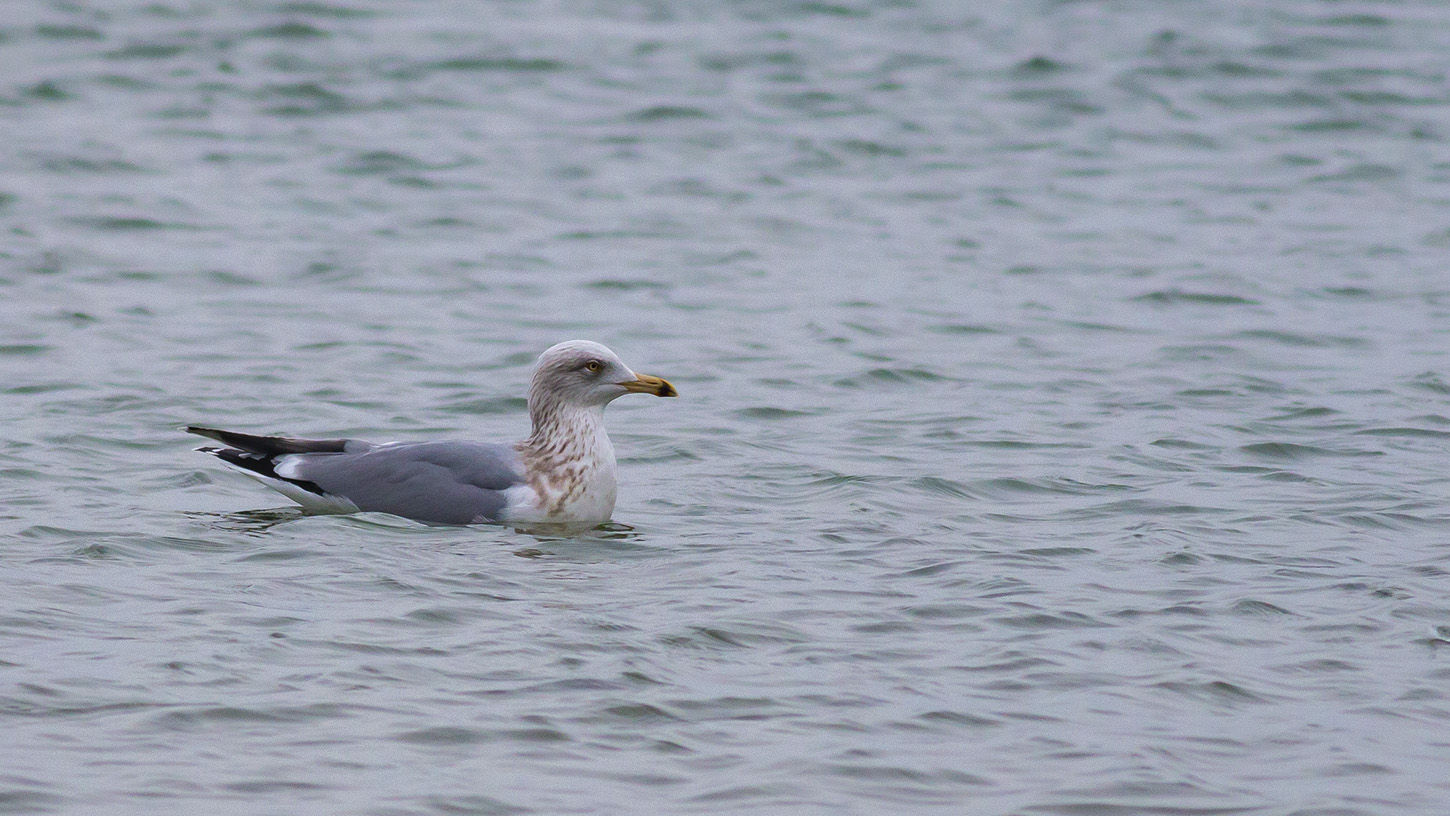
4, 1, 1450, 814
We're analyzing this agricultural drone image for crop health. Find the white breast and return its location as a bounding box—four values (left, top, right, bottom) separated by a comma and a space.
500, 423, 618, 524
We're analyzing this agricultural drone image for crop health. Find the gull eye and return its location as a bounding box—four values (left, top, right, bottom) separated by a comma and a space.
584, 360, 603, 373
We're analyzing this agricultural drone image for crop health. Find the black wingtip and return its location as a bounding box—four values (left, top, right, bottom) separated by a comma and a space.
195, 444, 328, 496
183, 426, 351, 455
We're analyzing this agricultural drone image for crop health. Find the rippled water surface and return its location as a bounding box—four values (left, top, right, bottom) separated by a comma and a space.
5, 1, 1450, 813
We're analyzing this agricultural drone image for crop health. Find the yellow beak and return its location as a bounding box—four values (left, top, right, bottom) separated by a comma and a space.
620, 373, 678, 397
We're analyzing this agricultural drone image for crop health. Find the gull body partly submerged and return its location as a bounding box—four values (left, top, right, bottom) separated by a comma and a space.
188, 340, 676, 525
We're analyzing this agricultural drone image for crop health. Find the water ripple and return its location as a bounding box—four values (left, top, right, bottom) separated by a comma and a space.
4, 0, 1450, 813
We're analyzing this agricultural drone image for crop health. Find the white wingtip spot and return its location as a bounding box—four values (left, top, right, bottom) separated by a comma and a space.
273, 455, 304, 479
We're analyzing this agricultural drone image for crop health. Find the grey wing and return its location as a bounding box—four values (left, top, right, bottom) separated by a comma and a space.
287, 441, 525, 524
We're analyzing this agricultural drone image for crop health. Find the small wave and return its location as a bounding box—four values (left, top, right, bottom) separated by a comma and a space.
1134, 289, 1260, 305
1239, 441, 1379, 459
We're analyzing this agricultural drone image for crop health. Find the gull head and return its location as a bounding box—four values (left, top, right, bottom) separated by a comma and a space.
530, 340, 677, 414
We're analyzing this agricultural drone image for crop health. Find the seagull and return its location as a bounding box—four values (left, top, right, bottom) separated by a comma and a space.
187, 340, 676, 525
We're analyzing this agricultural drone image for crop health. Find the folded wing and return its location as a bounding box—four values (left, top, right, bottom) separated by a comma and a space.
188, 427, 525, 524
